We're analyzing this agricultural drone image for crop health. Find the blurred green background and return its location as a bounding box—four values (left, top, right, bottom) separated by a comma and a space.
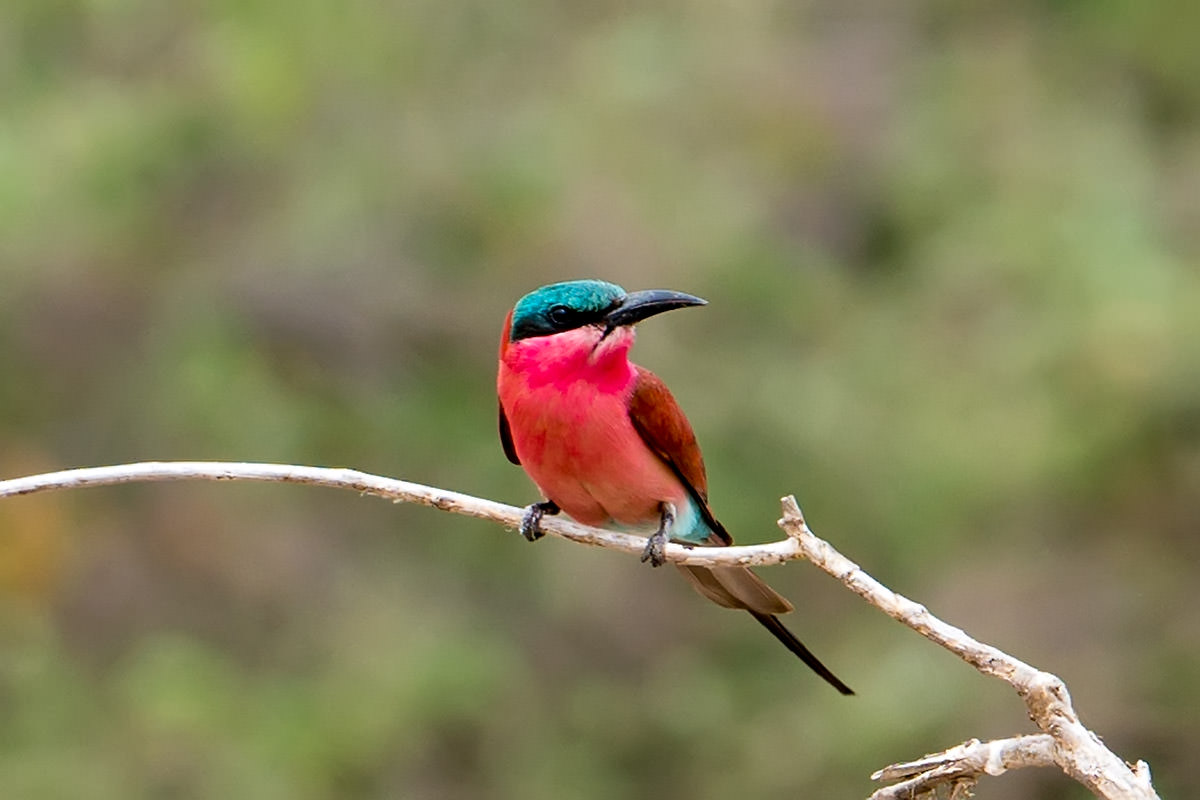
2, 1, 1198, 797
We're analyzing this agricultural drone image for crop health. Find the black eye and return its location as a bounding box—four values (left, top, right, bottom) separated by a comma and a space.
547, 305, 576, 328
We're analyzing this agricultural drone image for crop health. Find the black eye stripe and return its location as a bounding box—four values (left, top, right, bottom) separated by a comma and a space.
511, 296, 619, 341
547, 305, 575, 325
546, 304, 607, 331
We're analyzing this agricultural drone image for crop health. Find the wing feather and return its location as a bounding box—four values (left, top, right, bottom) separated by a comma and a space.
499, 404, 520, 465
628, 367, 792, 615
627, 367, 730, 544
497, 309, 522, 466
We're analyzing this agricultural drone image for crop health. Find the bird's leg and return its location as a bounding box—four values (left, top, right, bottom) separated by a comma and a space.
519, 500, 560, 542
640, 502, 675, 568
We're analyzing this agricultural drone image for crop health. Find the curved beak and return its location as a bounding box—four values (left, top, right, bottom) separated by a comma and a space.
603, 289, 707, 329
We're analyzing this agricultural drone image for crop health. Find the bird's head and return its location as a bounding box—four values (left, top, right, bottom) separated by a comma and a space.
507, 280, 707, 344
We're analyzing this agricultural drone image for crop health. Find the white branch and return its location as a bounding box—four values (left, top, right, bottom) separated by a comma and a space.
0, 461, 798, 567
869, 735, 1056, 799
777, 497, 1160, 800
0, 462, 1162, 799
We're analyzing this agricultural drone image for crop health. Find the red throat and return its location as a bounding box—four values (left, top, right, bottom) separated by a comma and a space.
501, 325, 637, 394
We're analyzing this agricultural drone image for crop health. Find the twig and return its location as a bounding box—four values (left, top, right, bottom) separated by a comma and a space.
777, 497, 1160, 800
869, 735, 1056, 799
0, 463, 1162, 799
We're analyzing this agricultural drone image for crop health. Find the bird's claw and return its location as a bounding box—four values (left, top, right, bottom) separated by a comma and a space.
640, 502, 675, 567
640, 529, 668, 567
519, 500, 559, 542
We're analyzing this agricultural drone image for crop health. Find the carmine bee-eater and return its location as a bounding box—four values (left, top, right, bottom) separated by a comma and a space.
497, 279, 853, 694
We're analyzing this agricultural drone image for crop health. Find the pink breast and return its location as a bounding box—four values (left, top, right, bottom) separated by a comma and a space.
499, 331, 687, 528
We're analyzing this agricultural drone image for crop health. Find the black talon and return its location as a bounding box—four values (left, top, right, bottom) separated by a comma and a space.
639, 503, 674, 567
520, 500, 559, 542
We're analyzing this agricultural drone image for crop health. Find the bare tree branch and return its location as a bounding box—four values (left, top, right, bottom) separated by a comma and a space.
0, 462, 1162, 799
777, 497, 1160, 800
0, 461, 799, 567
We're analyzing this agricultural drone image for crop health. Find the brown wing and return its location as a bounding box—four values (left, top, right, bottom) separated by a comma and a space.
628, 367, 791, 616
628, 366, 728, 543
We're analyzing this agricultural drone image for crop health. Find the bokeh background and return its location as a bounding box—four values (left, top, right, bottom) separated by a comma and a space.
3, 2, 1199, 797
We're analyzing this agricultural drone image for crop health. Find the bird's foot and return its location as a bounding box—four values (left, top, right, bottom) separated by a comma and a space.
519, 500, 559, 542
640, 532, 667, 567
640, 503, 675, 568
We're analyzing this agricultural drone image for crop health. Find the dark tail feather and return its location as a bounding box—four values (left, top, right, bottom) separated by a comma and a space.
750, 612, 854, 695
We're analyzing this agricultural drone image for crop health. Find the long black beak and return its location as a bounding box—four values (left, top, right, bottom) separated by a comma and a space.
604, 289, 707, 329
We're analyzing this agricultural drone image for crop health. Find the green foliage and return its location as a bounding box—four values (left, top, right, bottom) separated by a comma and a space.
2, 1, 1197, 797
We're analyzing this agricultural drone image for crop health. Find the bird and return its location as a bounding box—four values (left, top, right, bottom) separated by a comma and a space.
496, 279, 853, 695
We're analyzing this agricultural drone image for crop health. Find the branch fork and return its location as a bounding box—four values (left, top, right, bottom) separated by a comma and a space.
777, 496, 1158, 800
